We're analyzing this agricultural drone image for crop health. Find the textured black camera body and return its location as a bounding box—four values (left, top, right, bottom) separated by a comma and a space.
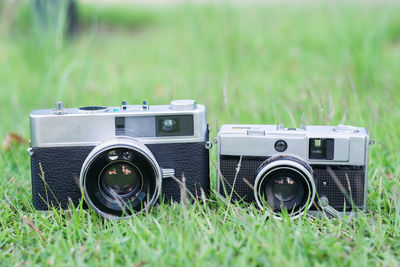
217, 124, 371, 218
29, 100, 209, 218
219, 156, 365, 211
31, 142, 209, 210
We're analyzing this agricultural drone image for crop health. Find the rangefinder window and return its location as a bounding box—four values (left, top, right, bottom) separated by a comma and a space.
156, 115, 194, 137
309, 138, 334, 160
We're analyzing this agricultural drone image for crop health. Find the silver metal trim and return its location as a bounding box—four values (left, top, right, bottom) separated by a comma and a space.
161, 168, 175, 179
169, 99, 197, 111
27, 147, 34, 156
30, 137, 207, 148
318, 196, 341, 218
363, 135, 370, 210
54, 101, 66, 115
333, 124, 359, 133
205, 141, 213, 150
79, 137, 162, 219
217, 124, 369, 166
253, 157, 316, 220
30, 101, 208, 148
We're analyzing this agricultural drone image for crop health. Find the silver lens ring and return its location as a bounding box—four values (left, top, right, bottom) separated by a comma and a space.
79, 137, 162, 219
254, 156, 315, 219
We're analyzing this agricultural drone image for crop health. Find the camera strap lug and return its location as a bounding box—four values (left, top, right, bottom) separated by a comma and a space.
369, 139, 375, 146
205, 138, 217, 150
318, 196, 341, 218
205, 141, 213, 150
27, 148, 34, 156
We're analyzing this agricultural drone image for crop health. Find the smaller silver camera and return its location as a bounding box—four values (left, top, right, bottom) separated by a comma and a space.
217, 124, 371, 218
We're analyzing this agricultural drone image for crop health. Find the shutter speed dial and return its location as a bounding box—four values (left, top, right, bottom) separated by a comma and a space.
170, 100, 197, 111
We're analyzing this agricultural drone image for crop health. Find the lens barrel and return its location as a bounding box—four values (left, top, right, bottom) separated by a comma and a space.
80, 138, 161, 219
254, 155, 315, 219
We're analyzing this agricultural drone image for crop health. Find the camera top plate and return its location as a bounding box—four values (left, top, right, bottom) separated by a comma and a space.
217, 124, 370, 166
30, 100, 208, 147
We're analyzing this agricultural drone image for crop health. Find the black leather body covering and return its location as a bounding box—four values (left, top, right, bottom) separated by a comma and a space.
31, 142, 209, 210
219, 155, 365, 211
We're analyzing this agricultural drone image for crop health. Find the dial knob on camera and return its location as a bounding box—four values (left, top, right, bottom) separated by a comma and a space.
333, 124, 359, 133
169, 99, 197, 111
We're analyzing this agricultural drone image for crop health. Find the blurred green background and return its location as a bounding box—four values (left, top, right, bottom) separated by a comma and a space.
1, 0, 400, 266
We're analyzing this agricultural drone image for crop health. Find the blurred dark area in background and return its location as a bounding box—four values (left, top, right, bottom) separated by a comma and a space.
34, 0, 78, 35
0, 0, 158, 38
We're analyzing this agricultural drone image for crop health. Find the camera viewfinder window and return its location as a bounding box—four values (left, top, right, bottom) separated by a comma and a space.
309, 138, 334, 160
155, 115, 194, 137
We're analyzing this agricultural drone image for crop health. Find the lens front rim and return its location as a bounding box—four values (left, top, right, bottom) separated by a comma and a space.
254, 156, 315, 219
80, 137, 162, 219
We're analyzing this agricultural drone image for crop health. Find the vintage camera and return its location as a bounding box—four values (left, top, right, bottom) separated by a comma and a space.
217, 124, 371, 218
29, 100, 210, 218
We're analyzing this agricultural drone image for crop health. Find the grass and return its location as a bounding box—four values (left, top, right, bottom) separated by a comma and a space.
1, 1, 400, 266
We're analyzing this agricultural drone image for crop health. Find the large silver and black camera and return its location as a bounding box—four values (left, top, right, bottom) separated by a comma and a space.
29, 100, 209, 218
217, 124, 371, 218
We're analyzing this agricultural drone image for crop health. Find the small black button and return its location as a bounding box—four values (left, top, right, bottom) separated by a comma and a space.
274, 140, 287, 152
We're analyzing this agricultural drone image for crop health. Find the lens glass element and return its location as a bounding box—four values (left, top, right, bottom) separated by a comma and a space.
270, 176, 298, 202
260, 169, 308, 212
103, 163, 140, 195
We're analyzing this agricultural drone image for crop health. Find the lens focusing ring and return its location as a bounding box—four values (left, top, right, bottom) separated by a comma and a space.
80, 137, 161, 219
254, 155, 315, 219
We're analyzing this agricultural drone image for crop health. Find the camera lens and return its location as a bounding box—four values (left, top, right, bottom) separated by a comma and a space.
254, 155, 315, 219
102, 163, 140, 196
270, 176, 298, 202
80, 138, 161, 218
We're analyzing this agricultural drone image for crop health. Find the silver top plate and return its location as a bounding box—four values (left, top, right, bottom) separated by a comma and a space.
217, 124, 370, 166
30, 100, 208, 147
